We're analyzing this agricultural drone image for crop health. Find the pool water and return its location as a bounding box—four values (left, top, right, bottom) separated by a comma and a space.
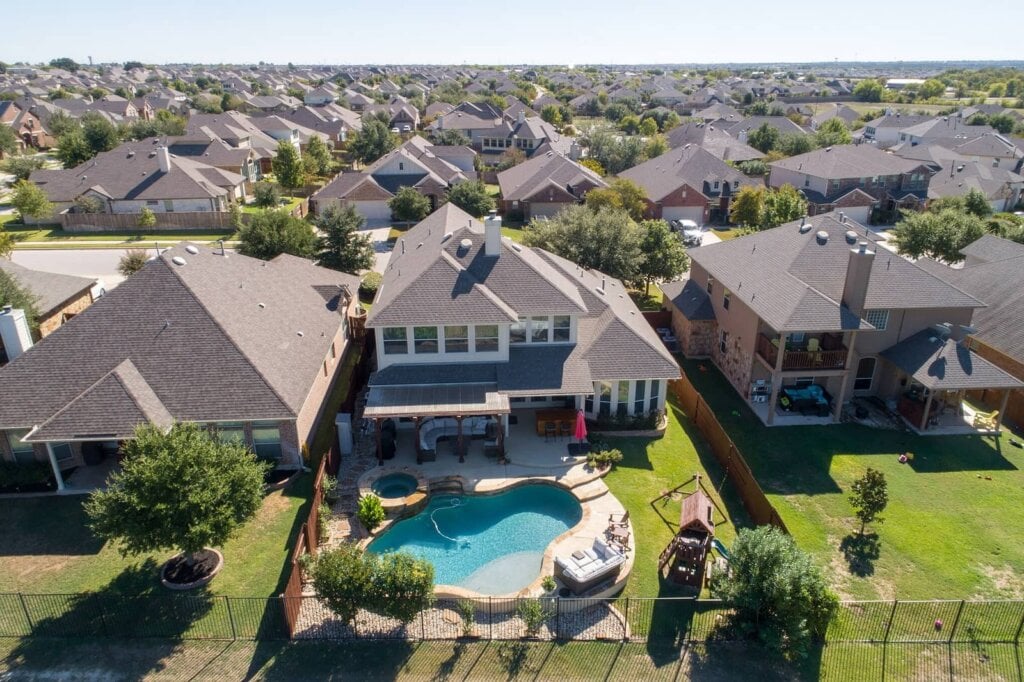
367, 484, 582, 595
372, 473, 418, 499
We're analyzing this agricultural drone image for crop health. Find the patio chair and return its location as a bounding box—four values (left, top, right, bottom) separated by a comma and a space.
807, 338, 822, 366
972, 409, 999, 431
544, 422, 557, 442
606, 525, 630, 550
608, 511, 630, 529
559, 420, 573, 440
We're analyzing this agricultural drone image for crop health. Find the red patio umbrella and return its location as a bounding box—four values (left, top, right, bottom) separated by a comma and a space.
574, 410, 587, 443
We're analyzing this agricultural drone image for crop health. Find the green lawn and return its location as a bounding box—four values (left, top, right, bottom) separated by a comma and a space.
0, 474, 312, 598
241, 197, 303, 215
710, 227, 742, 242
5, 222, 237, 245
680, 357, 1024, 601
601, 395, 750, 599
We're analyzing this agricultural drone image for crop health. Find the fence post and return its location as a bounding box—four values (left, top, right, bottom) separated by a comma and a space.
420, 608, 426, 641
489, 598, 493, 640
226, 597, 238, 640
948, 600, 965, 643
555, 598, 561, 641
884, 600, 898, 643
17, 593, 34, 634
623, 598, 630, 642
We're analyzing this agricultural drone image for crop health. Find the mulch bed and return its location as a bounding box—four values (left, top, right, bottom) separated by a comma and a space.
162, 550, 220, 586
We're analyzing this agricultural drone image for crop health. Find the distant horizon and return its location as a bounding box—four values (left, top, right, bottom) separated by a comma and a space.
6, 0, 1022, 67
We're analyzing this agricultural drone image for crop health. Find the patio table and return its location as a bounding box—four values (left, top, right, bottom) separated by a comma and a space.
535, 408, 577, 436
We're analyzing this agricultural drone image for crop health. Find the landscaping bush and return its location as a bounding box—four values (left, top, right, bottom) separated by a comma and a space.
318, 501, 332, 544
312, 543, 434, 625
517, 599, 553, 637
253, 182, 281, 208
586, 448, 624, 470
0, 461, 54, 493
358, 493, 385, 531
322, 474, 339, 505
456, 599, 476, 637
359, 271, 382, 299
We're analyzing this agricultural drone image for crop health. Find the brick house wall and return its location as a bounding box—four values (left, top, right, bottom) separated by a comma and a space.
645, 183, 708, 220
37, 291, 94, 339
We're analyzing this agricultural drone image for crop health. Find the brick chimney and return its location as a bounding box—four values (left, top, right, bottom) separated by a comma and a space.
842, 240, 875, 316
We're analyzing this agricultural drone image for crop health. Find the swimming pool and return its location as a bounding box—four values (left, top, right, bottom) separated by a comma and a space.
371, 473, 418, 499
367, 484, 583, 595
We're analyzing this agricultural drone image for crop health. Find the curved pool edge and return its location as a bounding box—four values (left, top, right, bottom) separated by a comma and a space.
357, 473, 634, 600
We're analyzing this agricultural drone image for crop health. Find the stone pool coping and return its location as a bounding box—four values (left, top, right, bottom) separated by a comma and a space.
357, 467, 430, 514
355, 471, 634, 601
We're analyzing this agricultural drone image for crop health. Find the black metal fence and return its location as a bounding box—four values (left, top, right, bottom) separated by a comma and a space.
4, 594, 1024, 645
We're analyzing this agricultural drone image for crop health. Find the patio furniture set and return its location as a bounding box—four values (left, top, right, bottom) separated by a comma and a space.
554, 537, 627, 594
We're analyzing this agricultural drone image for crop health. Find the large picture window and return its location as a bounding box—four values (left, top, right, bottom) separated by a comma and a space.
383, 327, 408, 355
6, 430, 35, 464
553, 316, 571, 342
634, 380, 647, 415
617, 381, 630, 417
217, 422, 245, 445
531, 316, 549, 343
474, 325, 499, 352
252, 422, 282, 461
599, 382, 612, 417
444, 325, 468, 353
649, 380, 662, 413
854, 357, 876, 391
510, 317, 528, 344
413, 326, 438, 354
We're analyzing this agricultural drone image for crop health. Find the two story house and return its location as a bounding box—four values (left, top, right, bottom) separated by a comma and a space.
0, 244, 360, 490
497, 151, 606, 221
768, 145, 933, 223
663, 212, 1022, 432
362, 204, 679, 462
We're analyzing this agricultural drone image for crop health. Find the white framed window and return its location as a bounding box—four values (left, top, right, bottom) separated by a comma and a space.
444, 325, 468, 353
865, 310, 889, 331
634, 380, 647, 414
52, 442, 74, 462
531, 316, 549, 343
252, 422, 282, 461
474, 325, 499, 352
510, 317, 528, 344
722, 290, 731, 310
553, 315, 571, 342
383, 327, 408, 355
649, 379, 662, 413
413, 326, 438, 354
854, 357, 876, 391
217, 422, 245, 445
6, 430, 35, 464
719, 330, 728, 354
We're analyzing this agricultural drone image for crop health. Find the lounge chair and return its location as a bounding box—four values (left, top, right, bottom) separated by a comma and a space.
608, 511, 630, 529
973, 409, 999, 431
555, 538, 626, 594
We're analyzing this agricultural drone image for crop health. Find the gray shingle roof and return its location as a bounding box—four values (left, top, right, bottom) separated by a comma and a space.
769, 145, 923, 179
687, 212, 984, 332
0, 245, 358, 436
880, 330, 1024, 390
0, 260, 94, 316
618, 145, 757, 202
496, 151, 606, 202
661, 279, 715, 321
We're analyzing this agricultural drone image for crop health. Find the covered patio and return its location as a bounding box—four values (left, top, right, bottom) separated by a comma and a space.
880, 330, 1024, 435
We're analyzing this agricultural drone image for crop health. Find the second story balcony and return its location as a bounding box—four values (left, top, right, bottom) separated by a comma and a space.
756, 333, 849, 372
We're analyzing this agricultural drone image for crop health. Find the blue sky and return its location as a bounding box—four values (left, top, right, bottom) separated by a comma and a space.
5, 0, 1022, 65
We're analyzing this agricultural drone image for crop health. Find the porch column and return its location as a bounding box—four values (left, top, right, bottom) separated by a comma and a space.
996, 389, 1011, 434
456, 416, 465, 463
919, 392, 934, 432
766, 333, 788, 426
496, 414, 505, 456
413, 417, 422, 464
45, 443, 66, 492
833, 331, 858, 423
374, 418, 383, 466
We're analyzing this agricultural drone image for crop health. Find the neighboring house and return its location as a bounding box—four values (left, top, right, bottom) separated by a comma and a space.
0, 260, 95, 354
429, 103, 566, 160
664, 212, 1021, 431
665, 122, 763, 163
186, 111, 282, 166
275, 104, 362, 144
311, 136, 475, 222
364, 100, 420, 132
618, 145, 759, 225
809, 104, 860, 131
860, 114, 934, 148
496, 151, 607, 220
926, 161, 1024, 213
165, 135, 262, 189
361, 204, 679, 461
0, 101, 55, 151
768, 145, 933, 222
0, 244, 360, 488
916, 235, 1024, 427
894, 118, 995, 146
724, 115, 810, 144
692, 103, 742, 124
30, 141, 246, 219
304, 87, 337, 105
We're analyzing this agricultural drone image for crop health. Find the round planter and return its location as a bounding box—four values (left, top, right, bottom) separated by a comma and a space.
160, 548, 224, 590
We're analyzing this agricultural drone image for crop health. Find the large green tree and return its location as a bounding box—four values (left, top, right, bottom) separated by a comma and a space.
84, 423, 268, 568
760, 184, 808, 230
237, 209, 317, 260
0, 125, 19, 156
271, 141, 306, 196
814, 118, 852, 147
388, 186, 431, 224
891, 208, 986, 263
11, 180, 53, 222
446, 180, 495, 217
303, 135, 334, 178
81, 112, 121, 155
349, 119, 398, 164
521, 205, 644, 283
314, 204, 375, 273
747, 123, 780, 154
710, 526, 839, 660
584, 178, 648, 221
729, 186, 765, 227
853, 79, 885, 102
2, 155, 45, 181
56, 128, 93, 168
637, 219, 689, 293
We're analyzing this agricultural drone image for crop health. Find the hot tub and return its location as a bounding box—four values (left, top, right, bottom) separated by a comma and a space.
371, 472, 419, 499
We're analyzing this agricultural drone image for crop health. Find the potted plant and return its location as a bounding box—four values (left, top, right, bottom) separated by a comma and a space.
541, 575, 558, 596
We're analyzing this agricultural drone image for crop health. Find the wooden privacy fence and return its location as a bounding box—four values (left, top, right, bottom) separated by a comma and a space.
59, 199, 308, 232
669, 373, 789, 532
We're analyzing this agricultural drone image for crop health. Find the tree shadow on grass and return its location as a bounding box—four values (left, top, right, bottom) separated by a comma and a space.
251, 639, 417, 680
5, 561, 218, 679
0, 495, 105, 557
840, 532, 881, 578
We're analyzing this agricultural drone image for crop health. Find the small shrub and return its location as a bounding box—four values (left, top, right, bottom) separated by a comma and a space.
359, 271, 382, 299
517, 598, 553, 637
297, 551, 315, 577
358, 493, 385, 531
456, 599, 476, 637
541, 575, 557, 592
317, 501, 332, 544
137, 206, 156, 228
118, 249, 149, 277
587, 448, 624, 470
322, 474, 339, 504
253, 182, 281, 208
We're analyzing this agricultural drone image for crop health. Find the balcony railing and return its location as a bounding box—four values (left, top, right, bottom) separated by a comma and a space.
756, 334, 848, 371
